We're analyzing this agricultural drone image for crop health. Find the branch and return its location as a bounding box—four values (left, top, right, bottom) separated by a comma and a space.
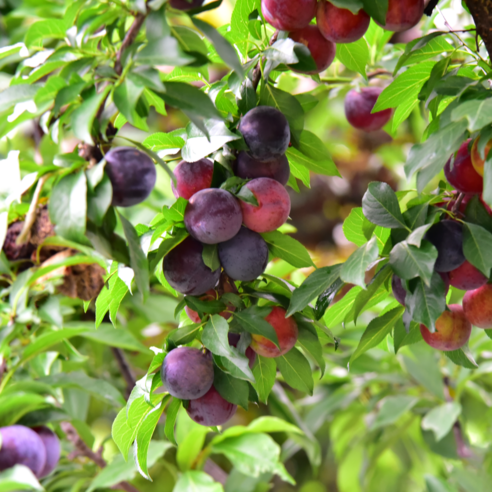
111, 347, 136, 398
451, 192, 465, 215
464, 0, 492, 60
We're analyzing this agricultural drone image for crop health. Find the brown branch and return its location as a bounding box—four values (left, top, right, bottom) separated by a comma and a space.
451, 192, 465, 216
464, 0, 492, 60
111, 347, 136, 398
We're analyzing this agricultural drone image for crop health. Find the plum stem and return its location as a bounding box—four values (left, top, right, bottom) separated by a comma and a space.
111, 347, 136, 398
451, 192, 465, 216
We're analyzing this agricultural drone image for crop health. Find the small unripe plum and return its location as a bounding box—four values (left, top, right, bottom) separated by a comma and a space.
235, 152, 290, 185
240, 178, 291, 233
186, 385, 237, 427
288, 25, 336, 74
471, 137, 492, 177
105, 147, 156, 207
251, 306, 298, 358
317, 1, 370, 43
161, 347, 214, 400
0, 425, 47, 477
228, 333, 256, 369
392, 273, 450, 305
376, 0, 425, 32
172, 159, 214, 200
345, 88, 393, 132
449, 260, 488, 291
32, 426, 61, 478
164, 236, 220, 296
218, 227, 269, 282
184, 189, 243, 244
424, 221, 465, 273
239, 107, 290, 162
463, 284, 492, 328
261, 0, 317, 32
169, 0, 204, 9
444, 140, 483, 194
420, 304, 472, 351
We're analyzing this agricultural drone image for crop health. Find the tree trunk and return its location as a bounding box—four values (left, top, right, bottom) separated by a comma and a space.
465, 0, 492, 58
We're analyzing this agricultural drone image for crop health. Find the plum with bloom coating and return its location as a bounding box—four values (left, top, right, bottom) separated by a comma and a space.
261, 0, 317, 32
186, 386, 237, 426
424, 221, 465, 273
235, 152, 290, 185
345, 88, 393, 132
33, 426, 61, 478
172, 159, 214, 200
376, 0, 425, 32
444, 140, 483, 194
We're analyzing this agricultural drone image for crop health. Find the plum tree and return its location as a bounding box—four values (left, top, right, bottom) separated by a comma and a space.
32, 426, 61, 478
261, 0, 317, 32
420, 305, 472, 351
424, 221, 465, 272
184, 189, 242, 244
104, 147, 156, 207
161, 347, 214, 400
376, 0, 425, 32
444, 140, 483, 194
228, 333, 256, 368
392, 273, 450, 305
172, 159, 214, 200
463, 284, 492, 328
218, 227, 269, 282
235, 151, 290, 185
471, 137, 492, 177
344, 88, 393, 132
316, 1, 370, 44
240, 178, 291, 233
164, 237, 221, 295
186, 385, 237, 427
288, 25, 336, 74
169, 0, 204, 9
238, 107, 291, 161
251, 307, 298, 358
0, 426, 47, 477
449, 261, 488, 291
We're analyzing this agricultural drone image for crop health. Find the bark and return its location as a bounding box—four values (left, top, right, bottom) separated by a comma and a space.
465, 0, 492, 58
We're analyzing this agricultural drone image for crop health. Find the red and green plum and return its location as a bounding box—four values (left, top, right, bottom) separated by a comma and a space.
105, 147, 156, 207
449, 260, 488, 291
169, 0, 204, 9
471, 137, 492, 177
251, 306, 298, 358
238, 107, 291, 162
288, 25, 336, 74
420, 304, 472, 351
317, 1, 370, 43
376, 0, 425, 32
186, 385, 237, 427
424, 221, 465, 272
32, 426, 61, 478
261, 0, 317, 32
345, 88, 393, 132
463, 284, 492, 328
218, 227, 269, 282
444, 140, 483, 194
164, 237, 220, 295
240, 178, 291, 233
172, 159, 214, 200
161, 347, 214, 400
235, 152, 290, 185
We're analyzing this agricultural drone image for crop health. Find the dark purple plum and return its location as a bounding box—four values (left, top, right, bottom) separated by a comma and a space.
169, 0, 204, 9
32, 426, 61, 478
184, 189, 242, 244
218, 227, 269, 282
186, 386, 237, 426
163, 236, 220, 295
228, 333, 256, 369
235, 152, 290, 185
424, 221, 465, 273
172, 159, 214, 200
345, 88, 393, 132
392, 273, 450, 305
238, 107, 291, 161
105, 147, 156, 207
0, 426, 47, 477
161, 347, 214, 400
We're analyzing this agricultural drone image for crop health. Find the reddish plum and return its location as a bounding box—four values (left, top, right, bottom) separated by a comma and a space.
172, 159, 214, 200
186, 386, 237, 426
444, 140, 483, 194
463, 284, 492, 328
449, 260, 488, 291
261, 0, 317, 32
317, 1, 370, 43
345, 88, 393, 132
235, 152, 290, 185
376, 0, 425, 32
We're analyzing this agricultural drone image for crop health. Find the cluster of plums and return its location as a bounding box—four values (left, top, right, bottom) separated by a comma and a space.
392, 138, 492, 352
0, 425, 60, 478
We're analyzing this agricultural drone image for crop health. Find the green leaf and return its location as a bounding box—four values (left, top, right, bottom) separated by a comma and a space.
214, 366, 249, 410
371, 395, 418, 429
444, 347, 478, 369
261, 230, 314, 268
394, 319, 422, 353
329, 0, 364, 13
395, 33, 452, 72
135, 37, 195, 66
335, 38, 369, 78
362, 182, 407, 229
113, 75, 148, 131
297, 326, 326, 377
234, 306, 279, 347
451, 97, 492, 131
164, 397, 181, 446
343, 207, 376, 246
276, 348, 314, 395
202, 244, 220, 271
177, 425, 209, 471
422, 402, 461, 441
24, 19, 67, 48
251, 356, 276, 404
0, 392, 49, 427
361, 0, 388, 25
462, 222, 492, 277
173, 471, 224, 492
425, 475, 457, 492
350, 306, 404, 363
0, 466, 43, 491
340, 237, 379, 289
143, 132, 185, 152
0, 84, 39, 113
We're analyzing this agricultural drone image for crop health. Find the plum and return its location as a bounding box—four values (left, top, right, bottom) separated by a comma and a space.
238, 107, 290, 162
104, 147, 156, 207
0, 425, 47, 477
444, 140, 483, 194
185, 280, 236, 323
235, 151, 290, 185
240, 178, 291, 233
163, 236, 220, 296
169, 0, 204, 9
463, 284, 492, 328
184, 189, 242, 244
420, 304, 472, 351
288, 25, 336, 74
376, 0, 425, 32
172, 159, 214, 200
471, 137, 492, 177
161, 347, 214, 400
345, 88, 393, 132
218, 227, 269, 282
424, 221, 465, 273
449, 260, 488, 291
186, 385, 237, 427
261, 0, 317, 32
392, 273, 450, 305
32, 426, 61, 478
317, 1, 370, 44
228, 333, 256, 369
251, 306, 298, 358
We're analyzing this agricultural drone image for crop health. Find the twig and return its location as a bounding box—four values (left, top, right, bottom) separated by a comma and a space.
451, 192, 465, 215
111, 347, 136, 397
367, 69, 392, 79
